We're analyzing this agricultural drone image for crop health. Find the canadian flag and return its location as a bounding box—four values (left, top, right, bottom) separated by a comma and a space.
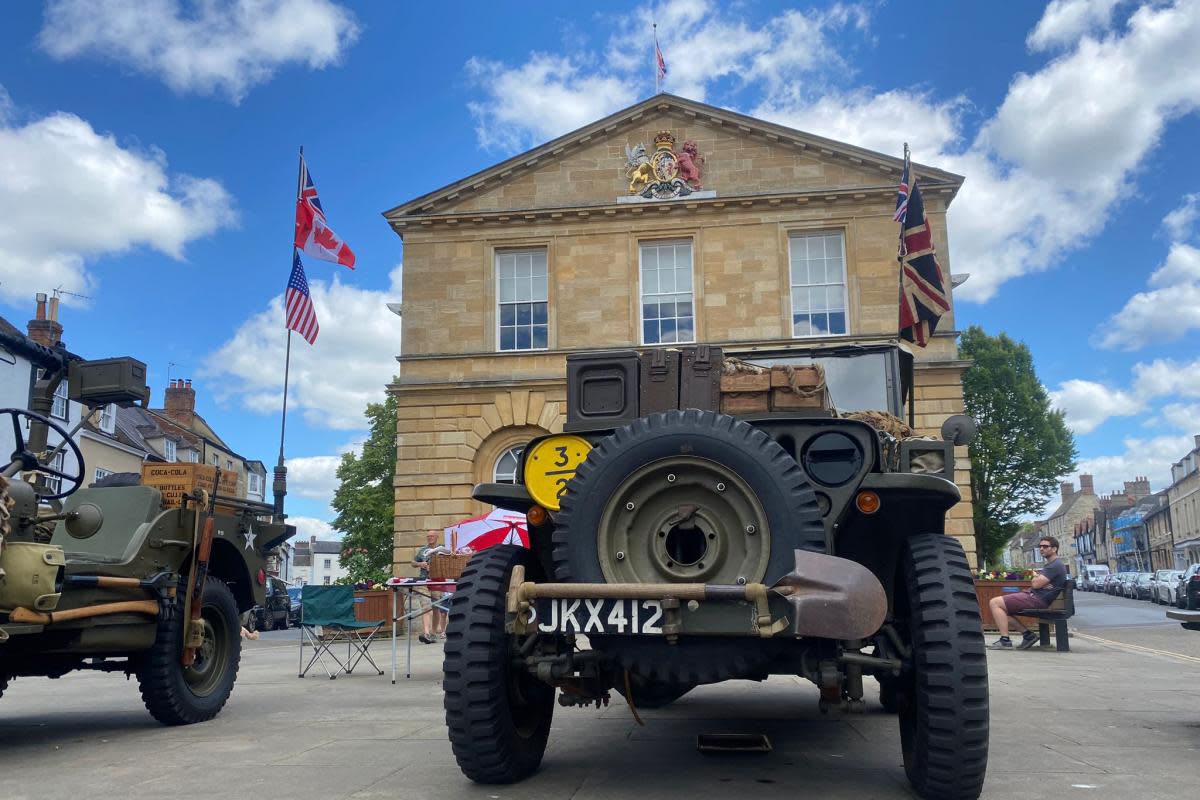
294, 156, 355, 269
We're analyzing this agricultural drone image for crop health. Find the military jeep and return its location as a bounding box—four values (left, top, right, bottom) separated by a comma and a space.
442, 341, 988, 800
0, 328, 291, 724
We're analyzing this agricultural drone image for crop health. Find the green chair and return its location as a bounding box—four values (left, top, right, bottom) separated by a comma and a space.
298, 585, 385, 679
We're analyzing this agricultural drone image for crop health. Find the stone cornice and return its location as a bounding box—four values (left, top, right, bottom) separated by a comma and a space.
382, 94, 964, 225
387, 184, 957, 234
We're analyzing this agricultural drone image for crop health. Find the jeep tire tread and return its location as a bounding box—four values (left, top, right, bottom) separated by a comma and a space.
898, 534, 989, 799
135, 576, 241, 725
444, 545, 554, 783
554, 409, 822, 683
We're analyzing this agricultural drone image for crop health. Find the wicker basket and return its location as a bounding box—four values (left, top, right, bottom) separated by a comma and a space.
429, 552, 470, 581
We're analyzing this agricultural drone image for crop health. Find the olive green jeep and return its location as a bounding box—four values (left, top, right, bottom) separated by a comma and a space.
442, 342, 989, 800
0, 328, 291, 724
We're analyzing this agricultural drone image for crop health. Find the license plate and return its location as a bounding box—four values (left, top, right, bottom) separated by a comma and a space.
531, 598, 664, 635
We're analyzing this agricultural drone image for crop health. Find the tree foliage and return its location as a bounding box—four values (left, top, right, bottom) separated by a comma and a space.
959, 326, 1076, 567
330, 390, 397, 584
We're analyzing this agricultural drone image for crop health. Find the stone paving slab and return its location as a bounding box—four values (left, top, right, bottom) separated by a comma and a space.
2, 633, 1200, 799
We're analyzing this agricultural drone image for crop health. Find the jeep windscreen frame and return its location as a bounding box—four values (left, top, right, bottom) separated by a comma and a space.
723, 343, 907, 416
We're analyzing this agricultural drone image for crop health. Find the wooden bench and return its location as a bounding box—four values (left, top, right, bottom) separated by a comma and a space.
1021, 579, 1075, 651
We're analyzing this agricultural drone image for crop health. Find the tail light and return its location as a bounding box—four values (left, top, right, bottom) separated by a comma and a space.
257, 569, 266, 586
1191, 574, 1200, 583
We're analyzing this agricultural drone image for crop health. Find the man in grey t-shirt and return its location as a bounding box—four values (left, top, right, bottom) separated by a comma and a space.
988, 536, 1069, 650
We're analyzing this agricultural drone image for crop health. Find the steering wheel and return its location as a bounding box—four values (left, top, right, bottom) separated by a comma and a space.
1, 407, 84, 500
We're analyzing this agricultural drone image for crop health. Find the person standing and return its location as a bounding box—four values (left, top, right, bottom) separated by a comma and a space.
412, 530, 448, 644
988, 536, 1069, 649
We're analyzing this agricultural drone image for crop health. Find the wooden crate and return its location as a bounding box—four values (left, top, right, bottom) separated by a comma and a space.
141, 463, 239, 509
720, 372, 770, 393
720, 392, 769, 414
769, 365, 830, 410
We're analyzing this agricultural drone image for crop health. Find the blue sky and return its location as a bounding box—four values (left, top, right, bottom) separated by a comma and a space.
2, 0, 1199, 535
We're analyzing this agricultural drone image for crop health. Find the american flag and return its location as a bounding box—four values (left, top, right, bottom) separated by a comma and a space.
655, 36, 667, 82
893, 156, 910, 223
898, 167, 949, 347
286, 253, 319, 345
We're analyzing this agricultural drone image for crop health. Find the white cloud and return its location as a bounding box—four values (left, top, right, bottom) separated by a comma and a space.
0, 95, 235, 306
202, 265, 402, 430
1027, 0, 1124, 52
466, 0, 867, 153
1155, 403, 1200, 431
1097, 192, 1200, 350
1131, 357, 1200, 399
286, 455, 342, 503
466, 55, 636, 152
1163, 193, 1199, 242
39, 0, 360, 103
1048, 379, 1143, 435
288, 515, 337, 541
1072, 433, 1194, 497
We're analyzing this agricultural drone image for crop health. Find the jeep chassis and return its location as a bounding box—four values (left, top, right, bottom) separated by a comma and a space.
441, 344, 989, 800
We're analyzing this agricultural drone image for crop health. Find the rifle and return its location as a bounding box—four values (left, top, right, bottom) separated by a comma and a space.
181, 469, 220, 667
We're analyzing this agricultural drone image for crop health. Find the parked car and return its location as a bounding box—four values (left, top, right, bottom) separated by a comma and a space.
1178, 564, 1200, 610
1081, 564, 1111, 591
254, 576, 291, 631
1121, 572, 1140, 598
1101, 573, 1120, 594
1133, 572, 1155, 600
1113, 572, 1136, 596
287, 586, 303, 626
1155, 570, 1184, 605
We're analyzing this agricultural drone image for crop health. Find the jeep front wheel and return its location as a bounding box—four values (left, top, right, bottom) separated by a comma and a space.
444, 545, 554, 783
897, 534, 989, 799
135, 576, 241, 725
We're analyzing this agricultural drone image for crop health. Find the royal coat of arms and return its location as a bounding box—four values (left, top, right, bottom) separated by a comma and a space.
625, 131, 704, 199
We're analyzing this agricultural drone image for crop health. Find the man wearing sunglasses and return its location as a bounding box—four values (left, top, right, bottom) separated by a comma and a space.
989, 536, 1069, 650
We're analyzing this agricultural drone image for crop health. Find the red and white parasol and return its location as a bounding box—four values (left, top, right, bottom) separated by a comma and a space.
444, 507, 529, 551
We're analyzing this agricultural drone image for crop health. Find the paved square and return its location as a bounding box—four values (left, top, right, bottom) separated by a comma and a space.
2, 630, 1199, 799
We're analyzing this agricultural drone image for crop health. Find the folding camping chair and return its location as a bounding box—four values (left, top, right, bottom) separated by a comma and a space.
297, 585, 386, 679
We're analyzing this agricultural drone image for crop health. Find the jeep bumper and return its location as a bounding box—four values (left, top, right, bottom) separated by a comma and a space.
507, 549, 887, 641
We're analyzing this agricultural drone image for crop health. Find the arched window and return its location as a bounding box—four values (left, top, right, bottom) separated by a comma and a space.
493, 445, 525, 484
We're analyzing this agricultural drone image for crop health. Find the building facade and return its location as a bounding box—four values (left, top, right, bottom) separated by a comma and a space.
384, 95, 976, 575
1046, 475, 1098, 576
1169, 437, 1200, 568
1146, 494, 1174, 571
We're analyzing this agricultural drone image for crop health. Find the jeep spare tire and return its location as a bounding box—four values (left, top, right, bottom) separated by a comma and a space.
553, 410, 824, 682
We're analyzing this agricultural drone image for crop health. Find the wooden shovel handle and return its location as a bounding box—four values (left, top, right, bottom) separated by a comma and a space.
9, 600, 159, 625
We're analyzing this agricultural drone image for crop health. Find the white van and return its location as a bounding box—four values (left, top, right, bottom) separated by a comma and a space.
1081, 564, 1111, 591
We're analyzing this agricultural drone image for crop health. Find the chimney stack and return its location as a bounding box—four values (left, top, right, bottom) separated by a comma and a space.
1079, 474, 1094, 494
1123, 477, 1151, 499
163, 378, 196, 429
27, 292, 64, 348
1061, 481, 1074, 502
1194, 434, 1200, 451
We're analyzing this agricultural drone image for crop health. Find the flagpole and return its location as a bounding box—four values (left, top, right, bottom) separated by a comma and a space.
896, 141, 910, 340
654, 23, 659, 95
273, 145, 305, 522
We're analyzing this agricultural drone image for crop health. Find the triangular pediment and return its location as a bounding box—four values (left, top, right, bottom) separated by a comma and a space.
383, 94, 962, 222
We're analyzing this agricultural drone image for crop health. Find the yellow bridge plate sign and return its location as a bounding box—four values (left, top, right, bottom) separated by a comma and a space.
524, 434, 593, 511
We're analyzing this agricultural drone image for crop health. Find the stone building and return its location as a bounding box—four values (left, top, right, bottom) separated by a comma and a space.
1169, 436, 1200, 568
1146, 493, 1174, 571
1045, 475, 1098, 576
383, 94, 975, 575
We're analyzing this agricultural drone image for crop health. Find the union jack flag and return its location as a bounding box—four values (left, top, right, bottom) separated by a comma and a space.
656, 36, 667, 81
285, 253, 319, 345
893, 157, 910, 223
898, 158, 949, 347
294, 155, 356, 269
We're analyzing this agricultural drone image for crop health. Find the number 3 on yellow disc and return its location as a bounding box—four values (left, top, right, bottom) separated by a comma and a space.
523, 434, 593, 511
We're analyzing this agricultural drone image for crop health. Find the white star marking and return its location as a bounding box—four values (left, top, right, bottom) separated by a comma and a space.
242, 531, 256, 551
